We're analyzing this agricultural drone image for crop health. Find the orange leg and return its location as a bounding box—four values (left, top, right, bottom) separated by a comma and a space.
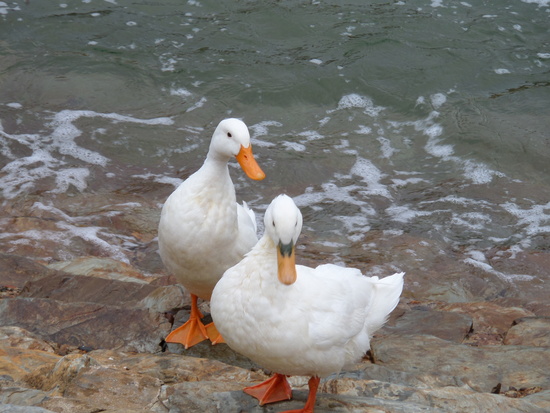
244, 373, 293, 405
282, 376, 320, 413
165, 294, 208, 349
205, 321, 225, 345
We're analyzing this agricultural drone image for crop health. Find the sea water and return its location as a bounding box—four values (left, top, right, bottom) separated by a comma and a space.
1, 0, 549, 299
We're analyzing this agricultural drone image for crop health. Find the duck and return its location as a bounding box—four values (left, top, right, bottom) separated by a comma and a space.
210, 194, 404, 412
158, 118, 265, 349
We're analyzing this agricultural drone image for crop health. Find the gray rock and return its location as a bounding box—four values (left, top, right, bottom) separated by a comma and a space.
2, 254, 550, 413
19, 272, 157, 306
0, 405, 55, 413
504, 317, 550, 347
0, 254, 62, 288
381, 308, 473, 343
372, 334, 550, 393
0, 298, 170, 353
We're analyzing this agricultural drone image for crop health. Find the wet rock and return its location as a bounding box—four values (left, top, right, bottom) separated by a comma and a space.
47, 257, 151, 283
0, 326, 56, 353
0, 345, 61, 385
380, 308, 473, 343
360, 233, 512, 303
439, 301, 534, 335
0, 404, 55, 413
321, 378, 548, 413
371, 334, 550, 393
503, 317, 550, 347
0, 298, 170, 353
19, 272, 157, 306
26, 349, 267, 413
2, 253, 550, 412
139, 284, 188, 314
436, 301, 534, 345
524, 390, 550, 410
0, 254, 61, 289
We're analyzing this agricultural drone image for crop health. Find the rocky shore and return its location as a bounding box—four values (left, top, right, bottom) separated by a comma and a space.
1, 253, 549, 413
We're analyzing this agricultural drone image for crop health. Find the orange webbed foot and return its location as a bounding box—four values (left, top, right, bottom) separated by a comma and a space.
205, 322, 225, 345
165, 294, 208, 349
281, 376, 320, 413
244, 373, 292, 405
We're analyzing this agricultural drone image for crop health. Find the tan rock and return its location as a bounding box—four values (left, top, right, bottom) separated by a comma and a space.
503, 317, 550, 347
47, 257, 150, 284
0, 298, 171, 353
380, 309, 473, 343
0, 326, 56, 353
439, 301, 534, 336
372, 334, 550, 393
0, 346, 60, 384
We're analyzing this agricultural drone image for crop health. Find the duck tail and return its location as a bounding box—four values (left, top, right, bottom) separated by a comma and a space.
365, 272, 405, 335
240, 201, 257, 233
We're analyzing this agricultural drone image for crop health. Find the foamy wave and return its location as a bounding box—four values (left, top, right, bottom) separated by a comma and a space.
329, 93, 385, 117
0, 109, 173, 199
464, 257, 535, 281
521, 0, 550, 7
0, 201, 139, 263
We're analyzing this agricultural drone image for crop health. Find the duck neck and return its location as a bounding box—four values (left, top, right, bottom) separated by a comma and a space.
250, 235, 278, 268
201, 154, 232, 183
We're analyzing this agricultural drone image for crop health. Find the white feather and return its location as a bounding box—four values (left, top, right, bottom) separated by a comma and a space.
158, 118, 260, 300
211, 194, 404, 378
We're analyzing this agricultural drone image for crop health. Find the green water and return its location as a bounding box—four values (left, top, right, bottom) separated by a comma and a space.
1, 0, 550, 298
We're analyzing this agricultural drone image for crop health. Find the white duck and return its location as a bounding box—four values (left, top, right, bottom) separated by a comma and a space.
210, 194, 404, 413
158, 118, 265, 349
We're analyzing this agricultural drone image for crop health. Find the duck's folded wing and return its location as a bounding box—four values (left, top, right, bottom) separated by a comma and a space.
297, 264, 373, 350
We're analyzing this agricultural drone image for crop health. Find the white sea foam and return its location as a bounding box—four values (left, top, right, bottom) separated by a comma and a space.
0, 1, 20, 16
421, 195, 491, 207
334, 215, 371, 241
132, 173, 183, 188
170, 87, 193, 97
355, 125, 372, 135
350, 157, 391, 198
451, 212, 492, 231
0, 109, 174, 198
464, 257, 534, 281
501, 201, 550, 236
329, 93, 385, 117
298, 130, 324, 142
391, 177, 429, 187
377, 136, 397, 158
186, 97, 207, 112
386, 205, 433, 223
0, 200, 140, 262
521, 0, 550, 7
430, 93, 447, 109
462, 159, 505, 184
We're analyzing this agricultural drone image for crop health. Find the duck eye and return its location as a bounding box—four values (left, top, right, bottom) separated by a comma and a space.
227, 132, 232, 138
272, 220, 276, 227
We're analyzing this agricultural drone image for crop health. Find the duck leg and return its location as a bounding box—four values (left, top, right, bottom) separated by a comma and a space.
244, 373, 293, 405
282, 376, 320, 413
165, 294, 208, 349
205, 321, 225, 345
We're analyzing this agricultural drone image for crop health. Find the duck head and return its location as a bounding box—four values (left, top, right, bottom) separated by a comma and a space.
208, 118, 265, 180
264, 194, 303, 285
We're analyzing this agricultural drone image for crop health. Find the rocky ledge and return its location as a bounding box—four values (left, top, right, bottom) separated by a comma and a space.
1, 253, 550, 413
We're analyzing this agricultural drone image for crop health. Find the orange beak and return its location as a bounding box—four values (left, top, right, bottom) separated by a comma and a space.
235, 144, 266, 181
277, 242, 297, 285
